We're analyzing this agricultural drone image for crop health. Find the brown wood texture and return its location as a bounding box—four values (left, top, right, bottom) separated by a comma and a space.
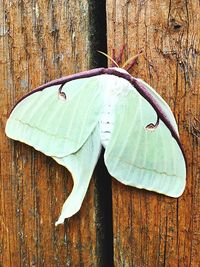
1, 0, 200, 266
0, 1, 97, 266
107, 0, 200, 266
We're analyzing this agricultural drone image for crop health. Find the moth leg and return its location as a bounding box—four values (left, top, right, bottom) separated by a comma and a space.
115, 44, 126, 66
111, 48, 116, 67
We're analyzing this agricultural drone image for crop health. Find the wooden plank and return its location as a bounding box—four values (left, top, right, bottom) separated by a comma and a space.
107, 0, 200, 266
0, 1, 97, 266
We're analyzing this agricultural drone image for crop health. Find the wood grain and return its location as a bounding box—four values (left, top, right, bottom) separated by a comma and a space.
107, 0, 200, 266
1, 0, 199, 266
0, 1, 97, 266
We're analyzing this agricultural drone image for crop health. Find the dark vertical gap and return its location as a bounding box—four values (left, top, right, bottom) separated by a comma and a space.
88, 1, 114, 267
94, 149, 114, 267
88, 1, 108, 68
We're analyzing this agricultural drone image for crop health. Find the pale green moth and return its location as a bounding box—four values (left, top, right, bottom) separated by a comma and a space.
5, 67, 186, 226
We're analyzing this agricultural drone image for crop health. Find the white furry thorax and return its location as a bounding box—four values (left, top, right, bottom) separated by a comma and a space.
99, 74, 132, 148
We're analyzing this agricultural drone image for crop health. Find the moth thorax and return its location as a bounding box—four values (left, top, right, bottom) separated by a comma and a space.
99, 76, 132, 148
99, 104, 114, 148
99, 85, 122, 148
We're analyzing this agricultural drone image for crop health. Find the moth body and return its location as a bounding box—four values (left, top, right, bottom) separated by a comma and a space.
99, 75, 132, 148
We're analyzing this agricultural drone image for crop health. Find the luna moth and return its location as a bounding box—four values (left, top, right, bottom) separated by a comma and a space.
5, 67, 186, 226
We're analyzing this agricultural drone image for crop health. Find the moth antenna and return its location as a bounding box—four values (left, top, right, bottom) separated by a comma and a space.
145, 116, 160, 131
97, 50, 119, 68
122, 50, 143, 69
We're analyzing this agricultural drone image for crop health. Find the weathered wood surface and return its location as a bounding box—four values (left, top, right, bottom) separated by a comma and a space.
1, 0, 200, 266
0, 1, 97, 266
107, 0, 200, 266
